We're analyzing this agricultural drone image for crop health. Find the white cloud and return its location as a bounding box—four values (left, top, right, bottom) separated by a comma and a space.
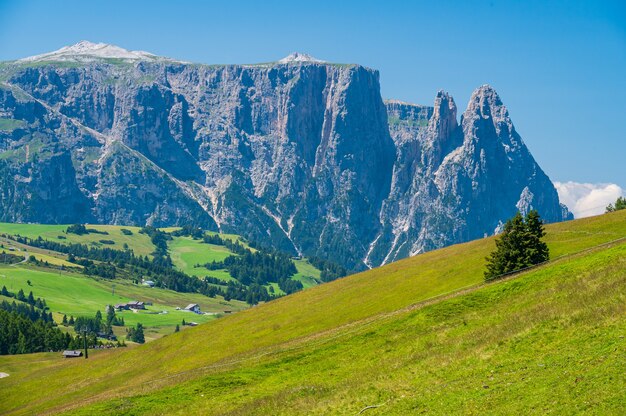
554, 181, 624, 218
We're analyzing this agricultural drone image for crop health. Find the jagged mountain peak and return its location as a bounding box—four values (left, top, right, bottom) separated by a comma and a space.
432, 90, 457, 121
18, 40, 181, 63
427, 90, 458, 147
462, 84, 511, 131
474, 83, 498, 94
278, 52, 325, 64
470, 84, 501, 100
435, 89, 453, 99
466, 84, 505, 111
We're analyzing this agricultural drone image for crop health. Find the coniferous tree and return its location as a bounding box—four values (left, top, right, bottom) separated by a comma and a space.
130, 323, 145, 344
606, 196, 626, 213
485, 210, 549, 281
523, 210, 549, 265
106, 305, 115, 325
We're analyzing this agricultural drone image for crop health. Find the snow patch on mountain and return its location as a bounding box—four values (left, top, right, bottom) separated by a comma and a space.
278, 52, 325, 64
19, 41, 180, 63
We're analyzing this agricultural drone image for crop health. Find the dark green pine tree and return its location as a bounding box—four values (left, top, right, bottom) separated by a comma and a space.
27, 291, 35, 306
485, 212, 526, 281
522, 210, 549, 265
95, 310, 103, 331
484, 210, 550, 282
106, 305, 116, 325
131, 323, 145, 344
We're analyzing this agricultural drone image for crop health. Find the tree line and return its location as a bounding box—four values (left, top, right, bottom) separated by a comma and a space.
66, 223, 109, 236
308, 256, 347, 282
6, 224, 350, 306
0, 288, 73, 354
6, 233, 276, 304
204, 251, 297, 285
1, 286, 49, 313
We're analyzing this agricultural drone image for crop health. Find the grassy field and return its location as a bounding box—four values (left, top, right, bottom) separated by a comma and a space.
0, 223, 322, 287
1, 234, 83, 268
0, 210, 623, 415
0, 263, 247, 339
84, 238, 626, 415
168, 236, 323, 288
292, 259, 321, 288
25, 252, 78, 268
168, 236, 235, 279
0, 223, 156, 257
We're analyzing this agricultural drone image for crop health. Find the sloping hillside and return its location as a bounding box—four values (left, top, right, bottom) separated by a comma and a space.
0, 222, 325, 297
0, 211, 624, 415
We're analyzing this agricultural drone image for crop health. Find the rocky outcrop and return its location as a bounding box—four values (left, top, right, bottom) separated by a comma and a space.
365, 86, 571, 266
0, 46, 571, 269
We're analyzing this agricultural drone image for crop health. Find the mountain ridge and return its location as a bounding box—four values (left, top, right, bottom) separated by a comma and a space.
11, 41, 342, 68
0, 42, 572, 269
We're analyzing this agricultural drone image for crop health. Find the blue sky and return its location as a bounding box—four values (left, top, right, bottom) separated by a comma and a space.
0, 0, 624, 200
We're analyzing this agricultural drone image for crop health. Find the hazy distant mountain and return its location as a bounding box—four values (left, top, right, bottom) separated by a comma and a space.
0, 42, 571, 269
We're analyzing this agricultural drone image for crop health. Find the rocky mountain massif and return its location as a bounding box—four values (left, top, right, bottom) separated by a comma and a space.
0, 42, 571, 270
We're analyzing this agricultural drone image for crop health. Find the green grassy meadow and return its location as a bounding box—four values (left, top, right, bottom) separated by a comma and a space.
0, 223, 321, 288
0, 263, 246, 338
0, 223, 156, 256
0, 221, 320, 338
0, 211, 623, 415
167, 235, 322, 289
292, 259, 321, 288
168, 236, 235, 279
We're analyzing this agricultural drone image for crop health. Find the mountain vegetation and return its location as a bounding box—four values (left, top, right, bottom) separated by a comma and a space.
4, 223, 321, 304
0, 289, 75, 355
0, 221, 332, 342
484, 210, 549, 281
126, 323, 145, 344
605, 196, 626, 213
0, 210, 623, 415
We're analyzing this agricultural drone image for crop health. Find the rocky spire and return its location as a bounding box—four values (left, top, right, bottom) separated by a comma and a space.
428, 90, 458, 141
461, 84, 521, 159
422, 90, 461, 168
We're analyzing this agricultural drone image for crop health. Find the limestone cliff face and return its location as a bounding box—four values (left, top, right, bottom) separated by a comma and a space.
365, 86, 571, 266
0, 49, 571, 269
